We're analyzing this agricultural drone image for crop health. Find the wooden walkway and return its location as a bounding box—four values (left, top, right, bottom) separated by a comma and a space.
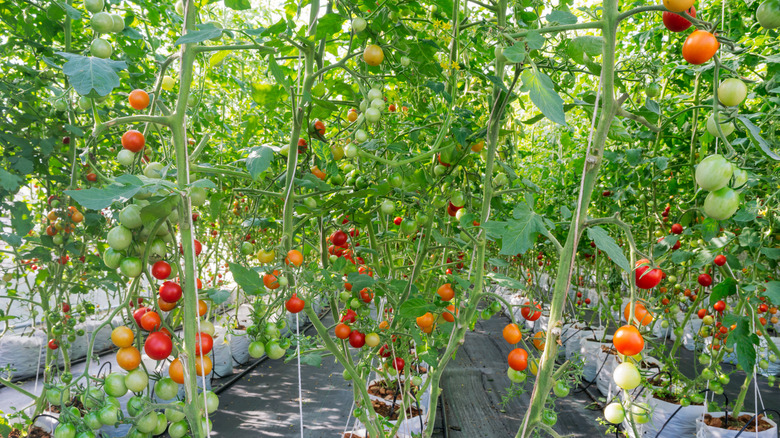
440, 315, 606, 438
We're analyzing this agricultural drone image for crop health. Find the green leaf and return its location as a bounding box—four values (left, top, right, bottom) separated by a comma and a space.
487, 272, 525, 290
300, 352, 322, 367
671, 250, 694, 264
625, 149, 642, 166
709, 277, 737, 305
206, 288, 232, 305
724, 316, 758, 372
11, 202, 33, 238
228, 263, 265, 295
520, 69, 566, 126
268, 56, 290, 94
488, 258, 509, 268
482, 197, 547, 256
225, 0, 251, 10
586, 226, 630, 272
398, 297, 436, 319
56, 52, 127, 97
567, 36, 603, 64
315, 13, 345, 39
64, 177, 143, 210
761, 281, 780, 305
346, 272, 375, 291
190, 179, 217, 189
502, 43, 525, 63
245, 146, 275, 179
524, 31, 545, 50
737, 116, 780, 161
0, 168, 22, 191
175, 26, 224, 45
546, 10, 577, 24
761, 248, 780, 260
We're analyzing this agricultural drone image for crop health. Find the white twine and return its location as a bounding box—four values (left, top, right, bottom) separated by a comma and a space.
296, 312, 304, 438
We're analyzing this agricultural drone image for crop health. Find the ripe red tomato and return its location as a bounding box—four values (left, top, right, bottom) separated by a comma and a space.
144, 332, 173, 360
121, 130, 145, 152
393, 217, 403, 226
133, 307, 150, 327
602, 190, 611, 197
48, 339, 59, 350
158, 281, 182, 302
521, 301, 542, 321
151, 261, 171, 280
331, 230, 348, 246
635, 259, 663, 289
359, 289, 373, 303
714, 255, 727, 266
61, 302, 70, 313
714, 300, 726, 313
682, 30, 719, 65
662, 6, 695, 32
670, 223, 683, 234
507, 348, 528, 371
613, 325, 645, 356
285, 294, 305, 313
194, 332, 214, 355
392, 357, 405, 371
349, 331, 366, 348
697, 308, 708, 319
86, 173, 97, 182
698, 273, 713, 287
341, 309, 357, 324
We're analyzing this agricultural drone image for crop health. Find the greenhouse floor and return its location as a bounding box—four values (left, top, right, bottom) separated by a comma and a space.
2, 312, 780, 437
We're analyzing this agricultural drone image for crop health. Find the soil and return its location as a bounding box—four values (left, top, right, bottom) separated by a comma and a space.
342, 434, 400, 438
235, 324, 246, 330
652, 390, 703, 405
703, 413, 774, 432
28, 426, 51, 438
9, 429, 22, 438
367, 380, 420, 401
600, 345, 617, 355
370, 399, 422, 421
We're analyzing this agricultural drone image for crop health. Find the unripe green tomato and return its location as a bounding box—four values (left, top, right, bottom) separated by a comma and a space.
110, 14, 124, 32
91, 12, 114, 33
84, 0, 104, 13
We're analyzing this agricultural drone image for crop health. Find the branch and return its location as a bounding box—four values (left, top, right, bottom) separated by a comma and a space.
93, 115, 170, 137
509, 21, 603, 38
617, 107, 660, 132
195, 44, 275, 54
188, 133, 212, 163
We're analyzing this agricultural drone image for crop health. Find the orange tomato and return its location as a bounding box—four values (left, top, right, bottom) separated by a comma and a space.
197, 299, 208, 317
285, 249, 303, 267
117, 346, 141, 371
128, 89, 150, 110
158, 297, 176, 312
121, 130, 145, 153
436, 283, 454, 301
195, 355, 212, 376
169, 358, 184, 384
502, 323, 522, 344
507, 348, 528, 371
378, 320, 390, 330
312, 166, 327, 181
532, 331, 546, 351
624, 302, 653, 326
613, 325, 644, 356
682, 30, 719, 65
263, 270, 280, 289
140, 311, 161, 331
111, 326, 134, 348
416, 312, 434, 329
442, 305, 457, 323
335, 323, 351, 339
